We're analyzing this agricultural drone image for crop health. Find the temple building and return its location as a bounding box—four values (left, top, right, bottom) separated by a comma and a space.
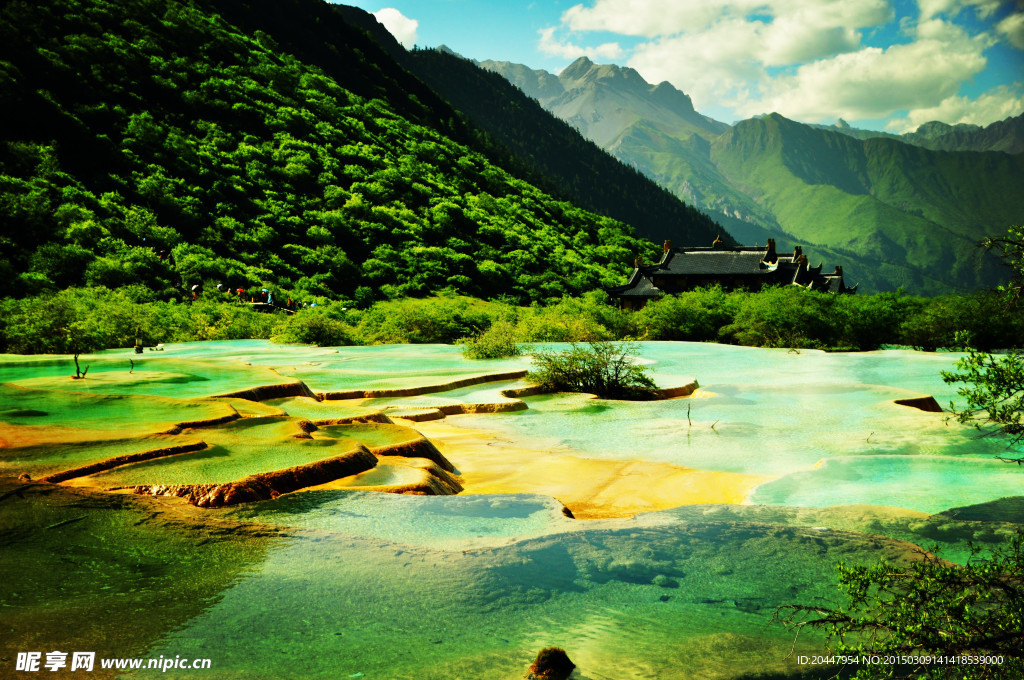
608, 237, 857, 310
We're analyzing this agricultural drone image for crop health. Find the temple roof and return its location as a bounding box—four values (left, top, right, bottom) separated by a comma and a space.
653, 249, 784, 276
606, 271, 664, 297
608, 238, 856, 303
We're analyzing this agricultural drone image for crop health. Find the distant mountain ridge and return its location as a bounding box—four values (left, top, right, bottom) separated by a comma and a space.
813, 115, 1024, 154
481, 56, 1024, 293
483, 57, 728, 147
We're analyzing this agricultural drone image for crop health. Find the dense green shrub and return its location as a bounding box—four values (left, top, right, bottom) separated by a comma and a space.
354, 296, 491, 344
0, 288, 277, 353
631, 285, 736, 341
459, 318, 524, 359
2, 286, 1020, 355
1, 287, 149, 353
899, 292, 1023, 351
527, 342, 657, 399
831, 290, 916, 350
720, 286, 841, 349
516, 292, 628, 342
272, 307, 357, 347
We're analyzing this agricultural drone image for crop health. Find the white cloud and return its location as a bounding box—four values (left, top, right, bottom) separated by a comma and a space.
887, 85, 1024, 131
543, 0, 894, 112
918, 0, 1003, 21
540, 0, 1020, 126
372, 7, 418, 48
538, 26, 624, 60
560, 0, 892, 39
627, 23, 767, 111
744, 20, 991, 121
997, 11, 1024, 49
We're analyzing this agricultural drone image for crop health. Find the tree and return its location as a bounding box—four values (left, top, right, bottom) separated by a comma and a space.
527, 341, 657, 400
943, 345, 1024, 457
775, 534, 1024, 680
983, 225, 1024, 307
941, 223, 1024, 461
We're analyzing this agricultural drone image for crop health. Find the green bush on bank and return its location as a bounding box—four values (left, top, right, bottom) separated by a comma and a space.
631, 285, 735, 342
459, 318, 524, 359
353, 295, 492, 344
1, 286, 1021, 355
271, 305, 357, 347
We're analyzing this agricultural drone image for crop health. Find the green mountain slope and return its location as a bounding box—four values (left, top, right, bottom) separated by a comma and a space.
711, 114, 1024, 292
0, 0, 663, 303
481, 58, 1023, 293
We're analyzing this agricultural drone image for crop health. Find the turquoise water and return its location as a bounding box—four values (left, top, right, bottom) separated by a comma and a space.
4, 339, 1022, 680
454, 342, 1019, 511
750, 455, 1024, 512
138, 494, 892, 680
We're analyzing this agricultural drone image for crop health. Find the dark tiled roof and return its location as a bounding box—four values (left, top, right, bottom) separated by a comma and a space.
654, 250, 784, 276
608, 274, 664, 297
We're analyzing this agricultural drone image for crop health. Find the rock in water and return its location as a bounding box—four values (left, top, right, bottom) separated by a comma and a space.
525, 647, 575, 680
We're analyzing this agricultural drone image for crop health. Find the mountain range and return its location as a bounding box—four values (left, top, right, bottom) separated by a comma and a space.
2, 0, 1021, 301
482, 56, 1024, 293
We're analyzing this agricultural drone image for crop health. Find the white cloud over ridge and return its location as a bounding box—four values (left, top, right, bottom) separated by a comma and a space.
538, 26, 623, 60
538, 0, 1023, 127
745, 19, 992, 121
373, 7, 418, 48
888, 85, 1024, 132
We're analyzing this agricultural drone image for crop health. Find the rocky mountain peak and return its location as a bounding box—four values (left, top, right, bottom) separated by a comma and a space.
650, 80, 695, 115
558, 56, 596, 81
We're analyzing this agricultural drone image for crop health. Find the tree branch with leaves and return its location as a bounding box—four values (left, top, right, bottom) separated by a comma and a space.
775, 535, 1024, 679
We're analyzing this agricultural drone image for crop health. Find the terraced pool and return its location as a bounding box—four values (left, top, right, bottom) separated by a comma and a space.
1, 340, 1020, 679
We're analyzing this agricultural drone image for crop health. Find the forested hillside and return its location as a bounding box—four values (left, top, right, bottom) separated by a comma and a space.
0, 0, 672, 305
712, 114, 1024, 293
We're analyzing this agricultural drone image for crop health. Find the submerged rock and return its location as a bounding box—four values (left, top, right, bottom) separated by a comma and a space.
893, 395, 943, 412
525, 647, 575, 680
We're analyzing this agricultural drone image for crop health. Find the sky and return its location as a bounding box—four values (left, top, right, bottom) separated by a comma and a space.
334, 0, 1024, 132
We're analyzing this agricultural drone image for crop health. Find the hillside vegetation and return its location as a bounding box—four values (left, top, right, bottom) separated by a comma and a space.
0, 0, 674, 305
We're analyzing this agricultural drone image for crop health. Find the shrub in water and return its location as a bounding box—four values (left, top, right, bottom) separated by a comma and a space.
527, 341, 657, 400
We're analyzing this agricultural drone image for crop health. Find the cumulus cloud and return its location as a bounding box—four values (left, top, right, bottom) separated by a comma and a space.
887, 84, 1024, 131
743, 20, 991, 121
918, 0, 1003, 21
997, 11, 1024, 49
560, 0, 891, 38
606, 0, 891, 113
538, 26, 623, 60
539, 0, 1020, 125
373, 7, 418, 48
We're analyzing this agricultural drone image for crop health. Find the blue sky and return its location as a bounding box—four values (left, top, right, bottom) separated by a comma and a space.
337, 0, 1024, 131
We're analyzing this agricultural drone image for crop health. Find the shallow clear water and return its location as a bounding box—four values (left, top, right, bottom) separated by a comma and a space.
3, 339, 1021, 680
455, 342, 1018, 511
